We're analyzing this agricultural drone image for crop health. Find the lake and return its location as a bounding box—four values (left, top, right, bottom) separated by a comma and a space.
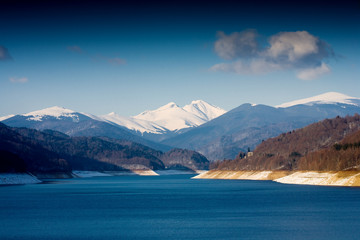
0, 174, 360, 240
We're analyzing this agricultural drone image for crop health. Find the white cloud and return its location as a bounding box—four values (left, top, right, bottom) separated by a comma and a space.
211, 30, 334, 80
266, 31, 319, 62
214, 30, 259, 60
297, 62, 331, 80
10, 77, 28, 83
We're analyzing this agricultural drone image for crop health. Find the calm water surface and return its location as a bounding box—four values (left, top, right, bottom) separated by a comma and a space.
0, 174, 360, 240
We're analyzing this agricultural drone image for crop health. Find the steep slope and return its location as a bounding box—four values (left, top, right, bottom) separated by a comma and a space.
213, 115, 360, 171
298, 128, 360, 171
0, 123, 72, 174
2, 106, 171, 152
163, 92, 360, 161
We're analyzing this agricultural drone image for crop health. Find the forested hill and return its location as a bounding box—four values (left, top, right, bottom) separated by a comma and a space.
0, 123, 209, 176
213, 114, 360, 171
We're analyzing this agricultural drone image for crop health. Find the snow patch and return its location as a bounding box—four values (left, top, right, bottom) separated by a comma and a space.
23, 106, 79, 122
276, 92, 360, 108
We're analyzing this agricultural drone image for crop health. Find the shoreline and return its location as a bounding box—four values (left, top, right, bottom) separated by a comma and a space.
0, 169, 203, 185
193, 170, 360, 187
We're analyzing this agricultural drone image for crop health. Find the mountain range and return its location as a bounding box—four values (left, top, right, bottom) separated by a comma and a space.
162, 92, 360, 160
2, 92, 360, 161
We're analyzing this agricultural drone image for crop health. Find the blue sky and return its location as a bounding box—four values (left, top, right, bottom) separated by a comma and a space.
1, 0, 359, 116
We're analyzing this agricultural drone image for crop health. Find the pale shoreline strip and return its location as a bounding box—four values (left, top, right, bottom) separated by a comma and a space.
193, 170, 360, 187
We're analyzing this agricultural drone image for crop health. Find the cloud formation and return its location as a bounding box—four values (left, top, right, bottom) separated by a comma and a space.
211, 30, 334, 80
0, 46, 12, 61
297, 62, 331, 80
10, 77, 28, 83
214, 30, 259, 60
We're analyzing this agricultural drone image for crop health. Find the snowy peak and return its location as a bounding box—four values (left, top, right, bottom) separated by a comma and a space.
23, 106, 79, 121
133, 100, 227, 131
1, 100, 227, 135
158, 102, 179, 110
183, 100, 227, 121
276, 92, 360, 108
24, 106, 74, 115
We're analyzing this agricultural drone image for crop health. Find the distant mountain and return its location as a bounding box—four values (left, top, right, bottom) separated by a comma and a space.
99, 100, 226, 142
0, 123, 209, 175
213, 114, 360, 171
133, 100, 226, 131
2, 106, 171, 152
276, 92, 360, 108
101, 112, 168, 134
162, 92, 360, 161
1, 100, 226, 143
2, 92, 360, 162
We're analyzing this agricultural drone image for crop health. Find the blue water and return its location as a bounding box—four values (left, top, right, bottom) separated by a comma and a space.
1, 175, 360, 240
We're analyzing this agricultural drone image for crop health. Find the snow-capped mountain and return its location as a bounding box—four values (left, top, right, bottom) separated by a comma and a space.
0, 100, 226, 141
276, 92, 360, 108
183, 100, 227, 121
100, 112, 168, 134
132, 100, 226, 132
1, 106, 171, 151
22, 106, 80, 122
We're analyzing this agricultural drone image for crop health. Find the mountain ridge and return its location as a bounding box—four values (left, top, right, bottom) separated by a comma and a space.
2, 92, 360, 161
1, 100, 227, 136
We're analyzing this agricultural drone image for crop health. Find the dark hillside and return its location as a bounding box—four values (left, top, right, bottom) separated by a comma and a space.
214, 115, 360, 171
298, 129, 360, 171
